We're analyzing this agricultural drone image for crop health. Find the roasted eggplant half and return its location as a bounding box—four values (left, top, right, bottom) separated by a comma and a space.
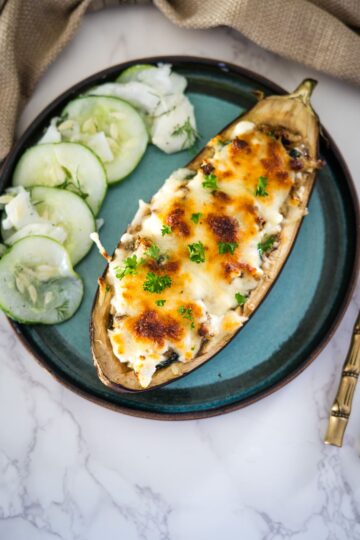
91, 79, 322, 392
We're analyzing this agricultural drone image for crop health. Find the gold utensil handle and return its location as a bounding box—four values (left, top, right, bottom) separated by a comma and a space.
324, 312, 360, 447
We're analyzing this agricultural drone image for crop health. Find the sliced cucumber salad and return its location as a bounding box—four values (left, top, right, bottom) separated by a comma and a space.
0, 63, 198, 325
88, 63, 198, 154
0, 236, 83, 324
13, 142, 107, 215
60, 96, 148, 184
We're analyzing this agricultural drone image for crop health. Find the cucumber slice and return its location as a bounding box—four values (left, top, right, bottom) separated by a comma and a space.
61, 96, 148, 184
13, 142, 107, 215
116, 64, 153, 83
2, 187, 96, 266
0, 236, 83, 324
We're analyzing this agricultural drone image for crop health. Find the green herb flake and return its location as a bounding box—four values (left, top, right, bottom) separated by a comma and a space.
202, 173, 218, 191
258, 235, 276, 258
188, 241, 205, 263
191, 212, 202, 224
143, 272, 172, 294
161, 225, 172, 236
171, 117, 200, 150
218, 139, 232, 147
58, 165, 89, 201
56, 300, 69, 321
155, 299, 166, 307
235, 293, 247, 306
115, 255, 139, 280
178, 306, 195, 329
218, 242, 238, 255
145, 243, 161, 261
255, 176, 269, 197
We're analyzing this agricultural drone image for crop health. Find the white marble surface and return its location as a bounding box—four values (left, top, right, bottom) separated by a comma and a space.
1, 6, 360, 539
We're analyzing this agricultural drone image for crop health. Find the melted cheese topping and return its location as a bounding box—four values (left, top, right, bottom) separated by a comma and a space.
107, 121, 305, 387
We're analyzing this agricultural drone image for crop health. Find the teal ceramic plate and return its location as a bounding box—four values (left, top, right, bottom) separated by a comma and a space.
2, 58, 359, 419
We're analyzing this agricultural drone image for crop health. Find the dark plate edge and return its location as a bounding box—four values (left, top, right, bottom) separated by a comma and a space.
2, 55, 359, 421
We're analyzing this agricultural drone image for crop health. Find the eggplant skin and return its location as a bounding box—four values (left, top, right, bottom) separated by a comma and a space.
91, 79, 320, 393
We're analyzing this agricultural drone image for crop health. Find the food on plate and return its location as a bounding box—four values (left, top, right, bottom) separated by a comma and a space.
13, 142, 107, 215
1, 186, 96, 266
88, 63, 198, 153
91, 79, 323, 391
0, 236, 83, 324
0, 63, 198, 325
58, 96, 149, 185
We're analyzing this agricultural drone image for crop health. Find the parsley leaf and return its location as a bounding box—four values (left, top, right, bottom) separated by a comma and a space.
115, 255, 139, 280
178, 306, 195, 329
188, 241, 205, 263
255, 176, 269, 197
235, 293, 246, 306
161, 225, 172, 236
218, 242, 238, 255
145, 243, 161, 261
191, 212, 202, 224
218, 139, 232, 147
258, 235, 276, 258
171, 117, 200, 149
155, 299, 166, 307
143, 273, 172, 293
202, 173, 218, 191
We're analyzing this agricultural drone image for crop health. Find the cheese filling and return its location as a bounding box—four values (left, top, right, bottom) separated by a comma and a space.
106, 121, 309, 387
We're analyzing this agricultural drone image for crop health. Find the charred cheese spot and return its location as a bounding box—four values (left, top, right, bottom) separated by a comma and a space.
206, 213, 239, 243
166, 205, 190, 237
146, 259, 180, 274
201, 162, 215, 175
232, 138, 251, 152
132, 310, 183, 346
261, 140, 282, 172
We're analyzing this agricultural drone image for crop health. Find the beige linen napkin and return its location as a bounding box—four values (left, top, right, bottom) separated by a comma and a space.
0, 0, 359, 161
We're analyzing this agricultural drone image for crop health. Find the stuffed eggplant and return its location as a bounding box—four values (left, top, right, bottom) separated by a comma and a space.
91, 79, 322, 392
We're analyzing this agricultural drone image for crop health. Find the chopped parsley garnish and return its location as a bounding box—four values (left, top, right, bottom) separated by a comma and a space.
171, 117, 200, 149
267, 130, 276, 139
202, 173, 218, 191
258, 235, 276, 258
188, 241, 205, 263
218, 242, 238, 255
218, 139, 232, 147
143, 272, 172, 293
178, 306, 195, 329
255, 176, 269, 197
145, 243, 161, 261
161, 225, 172, 236
235, 293, 246, 306
191, 212, 202, 224
155, 299, 166, 307
115, 255, 139, 280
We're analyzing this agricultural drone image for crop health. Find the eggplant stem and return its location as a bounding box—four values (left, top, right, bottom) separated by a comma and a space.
291, 79, 318, 105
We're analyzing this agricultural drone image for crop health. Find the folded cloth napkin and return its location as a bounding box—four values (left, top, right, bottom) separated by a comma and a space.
0, 0, 359, 161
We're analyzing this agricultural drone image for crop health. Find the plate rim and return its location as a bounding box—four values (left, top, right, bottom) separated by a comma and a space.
2, 55, 359, 421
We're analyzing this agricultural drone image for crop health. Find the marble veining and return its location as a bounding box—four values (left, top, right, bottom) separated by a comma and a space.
1, 5, 360, 539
